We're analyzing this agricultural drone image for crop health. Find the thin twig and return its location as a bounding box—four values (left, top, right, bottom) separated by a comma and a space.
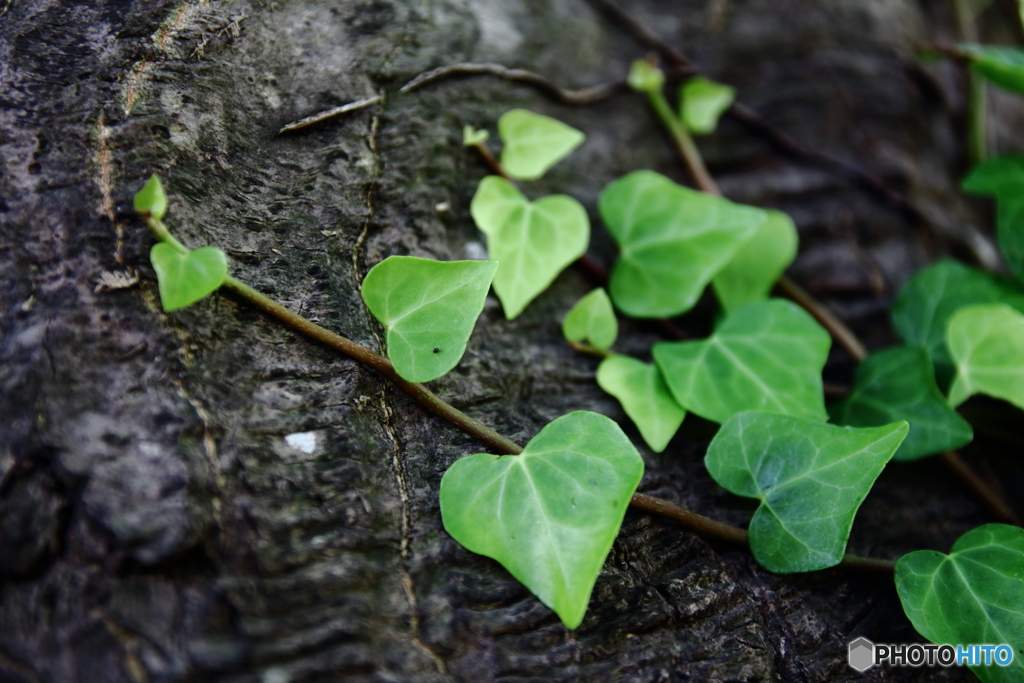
278, 95, 383, 134
940, 450, 1022, 525
774, 276, 867, 361
472, 141, 509, 179
400, 63, 627, 106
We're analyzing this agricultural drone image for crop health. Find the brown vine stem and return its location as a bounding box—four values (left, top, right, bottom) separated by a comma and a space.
940, 450, 1022, 525
141, 212, 897, 575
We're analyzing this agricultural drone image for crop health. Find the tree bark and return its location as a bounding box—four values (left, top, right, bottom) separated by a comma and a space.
1, 0, 1019, 681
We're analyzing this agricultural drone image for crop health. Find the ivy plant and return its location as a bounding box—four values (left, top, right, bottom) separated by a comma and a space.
134, 76, 1024, 644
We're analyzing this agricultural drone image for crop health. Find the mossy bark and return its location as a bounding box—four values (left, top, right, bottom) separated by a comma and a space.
1, 1, 1019, 681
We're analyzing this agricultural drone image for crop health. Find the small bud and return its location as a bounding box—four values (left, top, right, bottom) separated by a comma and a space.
627, 59, 665, 94
134, 174, 168, 220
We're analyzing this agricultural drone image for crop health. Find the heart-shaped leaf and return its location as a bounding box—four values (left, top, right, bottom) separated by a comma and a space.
596, 355, 685, 452
599, 171, 764, 318
563, 288, 618, 350
361, 256, 498, 383
947, 303, 1024, 410
134, 174, 168, 220
463, 125, 489, 147
712, 209, 798, 313
706, 411, 908, 573
896, 524, 1024, 683
653, 299, 830, 423
960, 43, 1024, 94
829, 346, 973, 461
150, 243, 228, 312
440, 411, 644, 629
470, 176, 590, 320
891, 260, 1024, 386
680, 76, 736, 135
498, 109, 585, 181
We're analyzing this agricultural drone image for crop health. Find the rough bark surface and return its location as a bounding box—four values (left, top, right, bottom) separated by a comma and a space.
1, 1, 1021, 681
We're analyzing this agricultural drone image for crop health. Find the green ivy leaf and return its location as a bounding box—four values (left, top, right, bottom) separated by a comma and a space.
361, 256, 498, 383
562, 288, 618, 350
150, 243, 228, 312
470, 176, 590, 320
497, 109, 585, 181
596, 355, 685, 453
653, 299, 830, 423
463, 125, 489, 147
599, 170, 765, 318
440, 411, 644, 629
960, 43, 1024, 94
963, 155, 1024, 201
134, 174, 168, 220
896, 524, 1024, 683
680, 76, 736, 135
947, 303, 1024, 410
963, 156, 1024, 281
996, 199, 1024, 282
829, 346, 973, 461
706, 411, 908, 573
891, 260, 1024, 385
711, 209, 798, 313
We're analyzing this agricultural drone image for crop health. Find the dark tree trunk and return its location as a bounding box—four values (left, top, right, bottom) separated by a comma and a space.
1, 1, 1020, 681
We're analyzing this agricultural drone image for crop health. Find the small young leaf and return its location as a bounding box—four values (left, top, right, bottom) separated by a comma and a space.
706, 411, 908, 573
960, 43, 1024, 94
947, 303, 1024, 409
680, 76, 736, 135
361, 256, 498, 383
828, 346, 973, 461
497, 109, 585, 181
599, 171, 765, 318
150, 243, 228, 312
440, 411, 644, 629
596, 355, 685, 453
562, 288, 618, 350
470, 176, 590, 320
463, 125, 489, 147
134, 174, 168, 220
653, 299, 830, 424
896, 524, 1024, 683
711, 209, 798, 313
627, 59, 666, 94
891, 259, 1024, 385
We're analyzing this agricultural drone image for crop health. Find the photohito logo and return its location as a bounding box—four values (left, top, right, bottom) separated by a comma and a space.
848, 637, 1015, 672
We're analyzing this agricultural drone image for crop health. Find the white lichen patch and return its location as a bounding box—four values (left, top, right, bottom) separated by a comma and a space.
284, 431, 319, 455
